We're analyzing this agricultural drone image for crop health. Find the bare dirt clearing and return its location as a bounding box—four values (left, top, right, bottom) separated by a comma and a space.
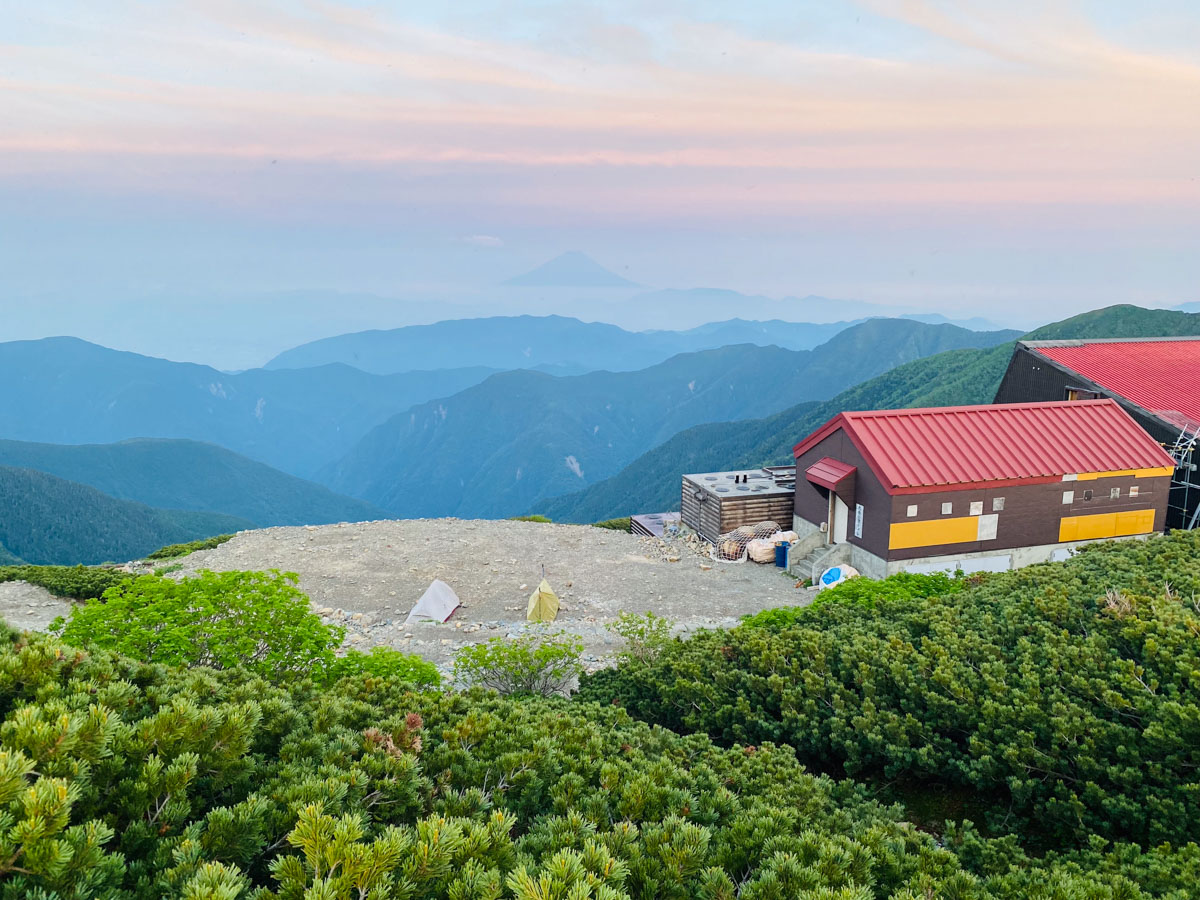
0, 581, 71, 633
169, 518, 814, 670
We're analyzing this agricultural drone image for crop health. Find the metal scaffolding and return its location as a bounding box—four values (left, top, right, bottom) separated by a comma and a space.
1167, 422, 1200, 530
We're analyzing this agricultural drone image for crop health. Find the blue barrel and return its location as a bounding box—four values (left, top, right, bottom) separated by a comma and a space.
774, 542, 789, 568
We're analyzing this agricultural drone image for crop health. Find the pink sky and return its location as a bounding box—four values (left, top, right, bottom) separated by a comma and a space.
2, 0, 1198, 359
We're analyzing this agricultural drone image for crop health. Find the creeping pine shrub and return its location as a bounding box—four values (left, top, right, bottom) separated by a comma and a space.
145, 533, 235, 560
54, 569, 344, 682
742, 570, 965, 630
591, 517, 632, 531
453, 630, 583, 696
3, 631, 1200, 900
0, 564, 133, 600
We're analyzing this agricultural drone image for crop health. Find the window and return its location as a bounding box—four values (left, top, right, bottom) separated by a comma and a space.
1110, 487, 1121, 499
906, 504, 918, 517
992, 497, 1005, 511
1130, 486, 1140, 498
1083, 489, 1093, 501
1066, 387, 1101, 401
969, 500, 983, 516
1062, 491, 1074, 504
941, 501, 953, 515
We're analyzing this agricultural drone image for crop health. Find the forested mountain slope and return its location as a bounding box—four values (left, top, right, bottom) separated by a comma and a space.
0, 437, 383, 527
324, 319, 1015, 517
0, 337, 496, 476
540, 304, 1200, 521
0, 465, 249, 564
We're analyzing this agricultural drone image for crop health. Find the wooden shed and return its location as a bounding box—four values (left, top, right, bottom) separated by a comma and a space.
681, 467, 796, 542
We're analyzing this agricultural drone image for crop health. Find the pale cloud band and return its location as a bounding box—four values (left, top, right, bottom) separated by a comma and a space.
2, 0, 1199, 222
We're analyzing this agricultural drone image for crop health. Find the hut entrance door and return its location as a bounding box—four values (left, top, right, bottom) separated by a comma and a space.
828, 494, 849, 544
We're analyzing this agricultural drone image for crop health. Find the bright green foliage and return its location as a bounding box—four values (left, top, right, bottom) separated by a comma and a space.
508, 515, 553, 523
453, 630, 583, 696
606, 611, 673, 665
55, 569, 343, 681
591, 518, 631, 532
580, 531, 1200, 849
0, 629, 1198, 898
0, 564, 133, 600
146, 534, 235, 561
743, 571, 965, 629
321, 646, 442, 688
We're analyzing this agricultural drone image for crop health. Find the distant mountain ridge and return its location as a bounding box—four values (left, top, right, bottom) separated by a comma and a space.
0, 465, 249, 565
0, 438, 384, 527
537, 304, 1200, 522
265, 313, 979, 375
323, 319, 1017, 518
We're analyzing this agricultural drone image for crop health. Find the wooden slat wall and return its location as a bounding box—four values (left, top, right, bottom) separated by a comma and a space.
682, 476, 793, 542
720, 496, 794, 533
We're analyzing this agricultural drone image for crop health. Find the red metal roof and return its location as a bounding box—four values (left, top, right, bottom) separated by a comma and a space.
1030, 339, 1200, 431
792, 399, 1176, 493
806, 457, 856, 491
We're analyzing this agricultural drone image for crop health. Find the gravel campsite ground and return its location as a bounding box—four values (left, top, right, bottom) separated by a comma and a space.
3, 519, 817, 672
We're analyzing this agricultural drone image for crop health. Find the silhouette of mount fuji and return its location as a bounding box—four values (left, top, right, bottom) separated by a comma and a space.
503, 251, 640, 288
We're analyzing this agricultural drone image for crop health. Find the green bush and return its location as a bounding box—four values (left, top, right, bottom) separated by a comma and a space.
146, 533, 235, 560
453, 630, 583, 696
580, 531, 1200, 849
606, 611, 673, 665
54, 569, 343, 681
3, 631, 1196, 899
0, 564, 133, 600
321, 646, 442, 688
742, 570, 965, 629
591, 517, 631, 531
508, 515, 552, 523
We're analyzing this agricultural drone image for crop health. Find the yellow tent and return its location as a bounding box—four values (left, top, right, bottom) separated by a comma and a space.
526, 579, 560, 622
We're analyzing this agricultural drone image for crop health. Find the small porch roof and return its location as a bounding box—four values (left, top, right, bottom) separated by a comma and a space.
806, 457, 857, 492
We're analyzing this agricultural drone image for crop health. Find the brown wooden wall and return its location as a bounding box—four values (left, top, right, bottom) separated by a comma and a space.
885, 473, 1170, 560
793, 430, 892, 558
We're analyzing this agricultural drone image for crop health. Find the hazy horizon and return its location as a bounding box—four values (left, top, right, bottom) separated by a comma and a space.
3, 1, 1198, 366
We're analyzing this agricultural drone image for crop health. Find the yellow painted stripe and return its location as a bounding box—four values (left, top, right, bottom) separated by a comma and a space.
1058, 508, 1156, 543
889, 516, 979, 550
1074, 467, 1174, 481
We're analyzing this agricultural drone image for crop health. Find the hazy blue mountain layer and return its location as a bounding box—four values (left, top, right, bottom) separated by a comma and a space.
324, 319, 1016, 518
0, 337, 496, 476
263, 313, 882, 374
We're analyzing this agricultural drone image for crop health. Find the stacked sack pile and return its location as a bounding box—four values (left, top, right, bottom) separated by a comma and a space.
714, 521, 799, 563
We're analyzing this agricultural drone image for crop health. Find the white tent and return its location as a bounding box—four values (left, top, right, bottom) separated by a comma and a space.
404, 579, 461, 624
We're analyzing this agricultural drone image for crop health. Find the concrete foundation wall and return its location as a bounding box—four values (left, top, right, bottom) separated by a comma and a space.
791, 515, 825, 558
882, 533, 1150, 576
848, 544, 888, 579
